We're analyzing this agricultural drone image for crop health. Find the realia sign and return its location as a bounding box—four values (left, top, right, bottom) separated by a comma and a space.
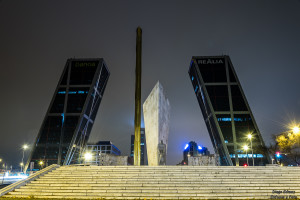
197, 59, 224, 65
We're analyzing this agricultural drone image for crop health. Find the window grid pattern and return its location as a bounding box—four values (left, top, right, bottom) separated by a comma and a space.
25, 58, 109, 171
188, 56, 270, 166
130, 129, 146, 165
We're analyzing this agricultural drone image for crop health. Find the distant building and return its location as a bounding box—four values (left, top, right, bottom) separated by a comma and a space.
188, 55, 270, 166
85, 141, 121, 165
182, 141, 209, 165
130, 128, 147, 165
25, 58, 110, 171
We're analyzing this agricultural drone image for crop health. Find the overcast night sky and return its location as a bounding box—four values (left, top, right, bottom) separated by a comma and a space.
0, 1, 300, 167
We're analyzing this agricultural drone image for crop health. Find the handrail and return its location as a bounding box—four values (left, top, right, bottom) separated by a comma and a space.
0, 164, 60, 197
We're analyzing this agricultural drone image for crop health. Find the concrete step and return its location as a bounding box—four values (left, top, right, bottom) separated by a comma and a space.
7, 191, 290, 196
33, 179, 300, 183
40, 175, 300, 179
3, 165, 300, 199
3, 194, 275, 200
13, 188, 300, 193
20, 185, 299, 190
26, 179, 300, 183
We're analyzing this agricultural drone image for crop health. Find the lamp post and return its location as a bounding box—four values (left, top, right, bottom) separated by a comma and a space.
243, 145, 249, 166
39, 161, 44, 170
247, 134, 254, 166
1, 163, 6, 185
292, 126, 300, 144
20, 163, 24, 171
292, 126, 299, 134
21, 145, 28, 172
84, 152, 92, 164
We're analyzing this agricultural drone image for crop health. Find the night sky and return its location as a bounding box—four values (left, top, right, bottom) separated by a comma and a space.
0, 1, 300, 167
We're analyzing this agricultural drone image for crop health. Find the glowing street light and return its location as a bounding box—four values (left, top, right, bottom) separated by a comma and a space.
292, 126, 299, 134
243, 145, 249, 166
247, 133, 254, 166
243, 145, 249, 151
39, 161, 44, 170
84, 152, 92, 162
21, 144, 29, 172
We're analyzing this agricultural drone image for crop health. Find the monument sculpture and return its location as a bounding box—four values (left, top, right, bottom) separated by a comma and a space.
143, 81, 170, 166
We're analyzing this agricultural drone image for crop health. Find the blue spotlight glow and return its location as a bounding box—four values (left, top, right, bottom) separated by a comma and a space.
184, 144, 189, 150
198, 146, 202, 150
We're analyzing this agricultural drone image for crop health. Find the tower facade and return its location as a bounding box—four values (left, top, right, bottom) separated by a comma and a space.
130, 128, 146, 165
188, 56, 270, 166
25, 58, 109, 171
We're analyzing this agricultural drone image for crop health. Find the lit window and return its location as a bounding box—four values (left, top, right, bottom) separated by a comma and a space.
217, 118, 231, 121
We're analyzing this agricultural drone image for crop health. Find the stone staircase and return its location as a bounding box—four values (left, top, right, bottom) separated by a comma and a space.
3, 165, 300, 199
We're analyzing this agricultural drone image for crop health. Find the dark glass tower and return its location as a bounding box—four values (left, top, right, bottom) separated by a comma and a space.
130, 128, 146, 165
188, 56, 270, 166
25, 58, 109, 171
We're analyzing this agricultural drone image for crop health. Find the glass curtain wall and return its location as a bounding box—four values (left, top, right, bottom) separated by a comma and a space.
188, 56, 270, 166
25, 58, 109, 171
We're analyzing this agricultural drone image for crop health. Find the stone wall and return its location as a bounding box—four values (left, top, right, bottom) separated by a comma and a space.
188, 155, 220, 166
98, 154, 128, 166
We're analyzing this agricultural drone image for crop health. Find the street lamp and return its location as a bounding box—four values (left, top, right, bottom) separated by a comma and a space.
21, 144, 29, 172
84, 152, 92, 164
39, 161, 44, 170
292, 126, 299, 134
247, 134, 254, 166
243, 145, 249, 166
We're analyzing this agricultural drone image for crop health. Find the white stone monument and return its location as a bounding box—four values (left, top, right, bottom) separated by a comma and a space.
143, 81, 170, 166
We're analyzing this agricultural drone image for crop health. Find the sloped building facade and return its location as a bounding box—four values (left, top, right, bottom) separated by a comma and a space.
25, 58, 109, 171
188, 56, 270, 166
